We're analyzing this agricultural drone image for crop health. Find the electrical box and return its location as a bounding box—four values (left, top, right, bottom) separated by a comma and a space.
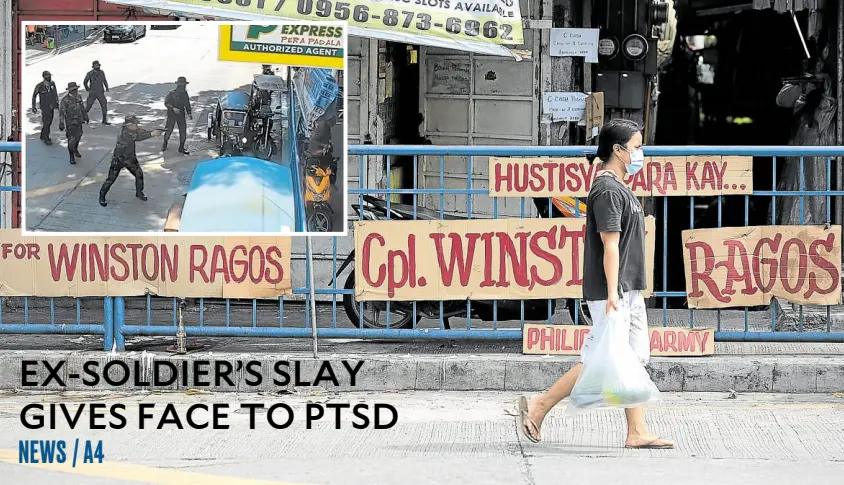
592, 0, 670, 110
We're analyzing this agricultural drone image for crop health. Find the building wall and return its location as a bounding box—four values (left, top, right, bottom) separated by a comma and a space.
1, 0, 12, 228
417, 0, 579, 219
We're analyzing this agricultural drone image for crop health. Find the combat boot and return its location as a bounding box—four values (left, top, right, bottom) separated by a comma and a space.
98, 193, 107, 207
136, 191, 148, 201
74, 150, 82, 159
178, 147, 190, 155
69, 154, 76, 165
44, 138, 52, 146
161, 141, 168, 151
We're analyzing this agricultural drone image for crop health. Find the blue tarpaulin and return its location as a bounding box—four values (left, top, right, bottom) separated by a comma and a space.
179, 156, 297, 233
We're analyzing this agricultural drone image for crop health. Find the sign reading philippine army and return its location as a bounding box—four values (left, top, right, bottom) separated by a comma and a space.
177, 0, 523, 46
219, 24, 345, 69
354, 217, 656, 301
489, 156, 753, 197
0, 230, 292, 298
682, 225, 842, 308
523, 324, 715, 356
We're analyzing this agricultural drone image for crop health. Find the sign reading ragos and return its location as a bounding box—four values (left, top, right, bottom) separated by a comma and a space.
683, 225, 842, 308
219, 24, 346, 69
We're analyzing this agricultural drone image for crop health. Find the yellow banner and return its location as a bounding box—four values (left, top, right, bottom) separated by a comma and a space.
219, 24, 346, 69
173, 0, 524, 46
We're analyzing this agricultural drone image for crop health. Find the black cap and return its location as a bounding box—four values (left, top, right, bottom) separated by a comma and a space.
92, 60, 100, 67
67, 82, 79, 90
42, 70, 51, 78
123, 114, 140, 125
176, 76, 188, 85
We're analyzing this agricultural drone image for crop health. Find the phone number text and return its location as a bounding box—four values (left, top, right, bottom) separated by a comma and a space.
201, 0, 517, 41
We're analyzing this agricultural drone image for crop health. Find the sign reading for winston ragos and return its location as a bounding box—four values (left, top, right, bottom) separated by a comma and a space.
0, 230, 293, 298
218, 24, 345, 69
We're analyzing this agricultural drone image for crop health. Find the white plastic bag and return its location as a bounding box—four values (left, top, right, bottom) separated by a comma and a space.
567, 311, 661, 413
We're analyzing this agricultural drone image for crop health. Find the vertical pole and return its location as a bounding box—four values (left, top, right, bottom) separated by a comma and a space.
114, 296, 125, 352
103, 297, 114, 352
307, 236, 319, 358
177, 298, 187, 354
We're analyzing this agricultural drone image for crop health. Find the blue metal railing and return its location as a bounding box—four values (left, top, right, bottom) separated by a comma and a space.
4, 141, 844, 348
108, 145, 844, 348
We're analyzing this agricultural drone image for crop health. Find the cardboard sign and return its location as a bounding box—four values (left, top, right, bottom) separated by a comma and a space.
585, 92, 604, 141
354, 216, 655, 301
549, 28, 600, 62
0, 230, 292, 298
218, 24, 345, 69
488, 156, 753, 197
522, 324, 715, 356
542, 92, 587, 122
683, 225, 842, 308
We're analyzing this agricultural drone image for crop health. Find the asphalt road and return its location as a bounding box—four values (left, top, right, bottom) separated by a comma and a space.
1, 391, 842, 485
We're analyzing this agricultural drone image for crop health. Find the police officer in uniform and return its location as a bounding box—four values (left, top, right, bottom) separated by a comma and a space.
58, 82, 89, 164
31, 70, 59, 145
83, 60, 110, 124
162, 76, 192, 155
99, 115, 162, 207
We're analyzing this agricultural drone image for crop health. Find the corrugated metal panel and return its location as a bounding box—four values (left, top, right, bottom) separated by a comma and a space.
753, 0, 822, 12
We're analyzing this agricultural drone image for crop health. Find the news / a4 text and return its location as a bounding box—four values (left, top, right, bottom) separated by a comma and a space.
18, 439, 103, 467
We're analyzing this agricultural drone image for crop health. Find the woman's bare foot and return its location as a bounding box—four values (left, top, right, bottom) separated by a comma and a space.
624, 435, 675, 449
518, 396, 546, 442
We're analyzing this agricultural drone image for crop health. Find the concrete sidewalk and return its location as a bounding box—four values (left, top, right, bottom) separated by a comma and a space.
25, 107, 214, 232
1, 391, 843, 484
1, 339, 842, 393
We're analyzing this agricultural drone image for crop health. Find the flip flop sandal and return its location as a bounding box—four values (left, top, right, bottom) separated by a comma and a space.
518, 396, 541, 443
625, 437, 675, 449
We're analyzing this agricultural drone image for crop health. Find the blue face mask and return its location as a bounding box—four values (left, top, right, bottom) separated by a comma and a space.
625, 148, 645, 175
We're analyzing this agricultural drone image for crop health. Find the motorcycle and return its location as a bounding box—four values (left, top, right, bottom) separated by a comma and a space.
304, 156, 336, 232
332, 195, 591, 329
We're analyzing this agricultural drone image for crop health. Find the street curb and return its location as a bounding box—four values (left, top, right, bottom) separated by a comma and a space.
1, 351, 843, 394
56, 31, 104, 55
25, 32, 103, 66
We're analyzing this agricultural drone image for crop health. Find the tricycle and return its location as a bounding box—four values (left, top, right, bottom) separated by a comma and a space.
207, 91, 251, 157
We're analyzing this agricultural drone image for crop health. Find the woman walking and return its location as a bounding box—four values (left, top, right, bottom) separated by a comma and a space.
519, 119, 674, 449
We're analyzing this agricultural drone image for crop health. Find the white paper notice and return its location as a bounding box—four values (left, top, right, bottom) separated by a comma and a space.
543, 92, 587, 122
549, 28, 600, 63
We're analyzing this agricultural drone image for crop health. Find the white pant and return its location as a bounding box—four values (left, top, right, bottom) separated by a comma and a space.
581, 290, 650, 365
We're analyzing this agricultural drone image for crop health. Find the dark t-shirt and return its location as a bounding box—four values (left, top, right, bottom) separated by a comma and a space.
582, 172, 647, 301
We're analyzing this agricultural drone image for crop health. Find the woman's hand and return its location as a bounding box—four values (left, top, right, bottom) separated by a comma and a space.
605, 292, 620, 314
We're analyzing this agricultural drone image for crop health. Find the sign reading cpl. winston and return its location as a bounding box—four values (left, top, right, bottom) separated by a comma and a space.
354, 217, 656, 301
